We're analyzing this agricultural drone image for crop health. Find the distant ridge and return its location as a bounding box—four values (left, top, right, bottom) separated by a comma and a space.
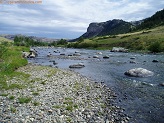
0, 34, 60, 43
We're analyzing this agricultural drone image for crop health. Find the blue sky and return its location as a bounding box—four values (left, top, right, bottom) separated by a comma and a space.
0, 0, 163, 39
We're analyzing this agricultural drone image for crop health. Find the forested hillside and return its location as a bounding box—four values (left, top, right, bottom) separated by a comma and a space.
135, 9, 164, 30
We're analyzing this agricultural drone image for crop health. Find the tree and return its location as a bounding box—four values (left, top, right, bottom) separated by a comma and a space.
57, 39, 67, 45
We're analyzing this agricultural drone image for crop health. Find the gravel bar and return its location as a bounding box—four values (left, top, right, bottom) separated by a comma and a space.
0, 64, 129, 123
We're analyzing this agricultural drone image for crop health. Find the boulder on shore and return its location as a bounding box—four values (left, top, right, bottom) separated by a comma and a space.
22, 49, 38, 58
22, 51, 30, 58
111, 47, 128, 52
124, 68, 154, 77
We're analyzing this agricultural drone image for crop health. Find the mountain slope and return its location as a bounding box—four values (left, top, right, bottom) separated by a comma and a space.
81, 19, 132, 39
68, 26, 164, 52
135, 9, 164, 30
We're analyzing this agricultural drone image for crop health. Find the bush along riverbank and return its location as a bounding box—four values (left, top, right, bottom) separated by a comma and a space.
0, 64, 129, 123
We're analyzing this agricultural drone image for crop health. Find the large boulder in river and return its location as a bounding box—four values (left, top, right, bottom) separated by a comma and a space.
124, 68, 154, 77
69, 63, 85, 68
93, 55, 99, 58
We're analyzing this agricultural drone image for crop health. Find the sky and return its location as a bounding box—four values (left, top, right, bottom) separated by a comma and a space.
0, 0, 163, 39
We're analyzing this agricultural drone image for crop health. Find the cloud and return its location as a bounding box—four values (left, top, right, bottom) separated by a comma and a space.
0, 0, 163, 38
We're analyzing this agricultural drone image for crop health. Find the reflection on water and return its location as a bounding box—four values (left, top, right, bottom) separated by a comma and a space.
28, 47, 164, 123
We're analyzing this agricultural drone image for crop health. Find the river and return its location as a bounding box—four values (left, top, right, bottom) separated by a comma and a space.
28, 47, 164, 123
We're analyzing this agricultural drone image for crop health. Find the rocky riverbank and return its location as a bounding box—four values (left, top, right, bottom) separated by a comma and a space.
0, 64, 129, 123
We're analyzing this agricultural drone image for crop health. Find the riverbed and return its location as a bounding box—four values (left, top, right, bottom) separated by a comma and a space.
28, 47, 164, 123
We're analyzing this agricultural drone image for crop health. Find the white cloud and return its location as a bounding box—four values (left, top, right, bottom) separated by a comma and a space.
0, 0, 164, 38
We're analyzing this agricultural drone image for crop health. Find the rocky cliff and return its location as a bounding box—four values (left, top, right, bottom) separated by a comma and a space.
81, 19, 132, 39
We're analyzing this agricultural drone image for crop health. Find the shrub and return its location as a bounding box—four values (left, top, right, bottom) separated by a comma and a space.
148, 41, 162, 53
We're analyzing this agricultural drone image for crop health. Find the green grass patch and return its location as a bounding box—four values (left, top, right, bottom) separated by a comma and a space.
32, 92, 39, 96
53, 105, 63, 109
10, 105, 17, 113
66, 117, 72, 122
0, 72, 29, 90
65, 97, 73, 100
18, 96, 32, 104
73, 82, 82, 90
0, 93, 8, 96
46, 69, 57, 77
86, 86, 91, 91
73, 104, 78, 109
64, 101, 73, 105
41, 80, 46, 85
5, 83, 25, 90
65, 105, 73, 111
33, 101, 40, 106
0, 42, 29, 90
9, 95, 15, 100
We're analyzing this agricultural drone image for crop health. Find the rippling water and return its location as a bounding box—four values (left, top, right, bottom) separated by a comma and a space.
28, 47, 164, 123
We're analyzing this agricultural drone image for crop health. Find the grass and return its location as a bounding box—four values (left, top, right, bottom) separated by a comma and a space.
65, 105, 73, 111
63, 97, 79, 112
33, 101, 40, 106
32, 92, 39, 96
53, 97, 79, 112
73, 82, 82, 90
46, 69, 57, 77
0, 36, 13, 43
66, 117, 72, 122
10, 105, 17, 113
18, 96, 32, 104
41, 81, 46, 85
53, 105, 62, 109
9, 95, 15, 100
0, 93, 8, 96
69, 26, 164, 52
0, 41, 29, 90
86, 86, 91, 91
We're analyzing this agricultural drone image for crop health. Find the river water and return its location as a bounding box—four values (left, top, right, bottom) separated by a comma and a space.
28, 47, 164, 123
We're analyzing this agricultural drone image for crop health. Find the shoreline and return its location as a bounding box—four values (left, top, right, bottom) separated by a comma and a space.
0, 64, 129, 123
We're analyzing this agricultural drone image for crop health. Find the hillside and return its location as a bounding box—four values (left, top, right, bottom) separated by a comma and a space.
0, 36, 13, 43
135, 9, 164, 30
67, 26, 164, 52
